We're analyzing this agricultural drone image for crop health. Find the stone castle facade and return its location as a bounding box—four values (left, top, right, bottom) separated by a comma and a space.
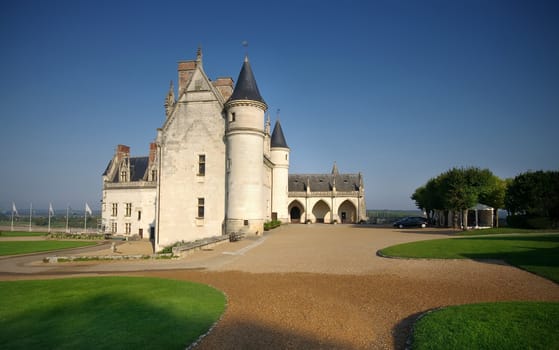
102, 49, 366, 250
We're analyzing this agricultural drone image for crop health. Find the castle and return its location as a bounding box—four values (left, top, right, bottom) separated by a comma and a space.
102, 49, 366, 250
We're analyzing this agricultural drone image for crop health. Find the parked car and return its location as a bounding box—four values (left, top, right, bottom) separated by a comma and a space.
393, 216, 428, 228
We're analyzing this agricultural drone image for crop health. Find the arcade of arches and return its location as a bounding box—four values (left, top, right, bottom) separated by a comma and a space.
288, 199, 360, 224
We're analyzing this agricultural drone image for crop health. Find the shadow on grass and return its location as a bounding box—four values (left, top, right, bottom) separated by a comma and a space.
0, 293, 218, 350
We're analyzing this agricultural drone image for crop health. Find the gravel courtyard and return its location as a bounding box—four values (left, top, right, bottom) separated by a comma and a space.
139, 225, 559, 349
2, 225, 558, 349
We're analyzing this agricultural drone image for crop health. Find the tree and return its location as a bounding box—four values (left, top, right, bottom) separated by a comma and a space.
505, 170, 559, 228
412, 167, 505, 229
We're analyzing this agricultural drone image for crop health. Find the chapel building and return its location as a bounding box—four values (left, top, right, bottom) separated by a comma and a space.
101, 49, 366, 250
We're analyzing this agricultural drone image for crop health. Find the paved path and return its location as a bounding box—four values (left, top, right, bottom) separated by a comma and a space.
1, 225, 558, 349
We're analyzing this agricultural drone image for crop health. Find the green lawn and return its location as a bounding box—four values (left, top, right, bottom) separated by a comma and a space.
0, 240, 97, 256
0, 231, 47, 237
379, 234, 559, 282
412, 302, 559, 350
456, 227, 559, 236
0, 277, 226, 350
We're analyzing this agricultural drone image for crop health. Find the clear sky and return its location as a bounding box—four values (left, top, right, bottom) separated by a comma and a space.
1, 0, 558, 212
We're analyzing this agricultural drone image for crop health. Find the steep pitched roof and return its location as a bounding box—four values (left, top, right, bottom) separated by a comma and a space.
271, 120, 289, 148
228, 56, 266, 104
288, 173, 361, 192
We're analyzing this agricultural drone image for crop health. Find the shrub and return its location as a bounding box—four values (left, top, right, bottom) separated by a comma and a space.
507, 215, 555, 229
264, 220, 281, 231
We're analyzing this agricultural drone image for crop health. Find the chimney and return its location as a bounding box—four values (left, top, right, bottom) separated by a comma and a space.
149, 142, 157, 163
177, 60, 196, 94
116, 144, 130, 160
213, 77, 234, 100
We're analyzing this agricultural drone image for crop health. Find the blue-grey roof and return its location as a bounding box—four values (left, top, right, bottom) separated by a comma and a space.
228, 56, 266, 104
288, 173, 361, 192
108, 156, 150, 182
271, 120, 288, 148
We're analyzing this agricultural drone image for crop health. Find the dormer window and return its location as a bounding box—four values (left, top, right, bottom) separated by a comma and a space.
120, 170, 127, 182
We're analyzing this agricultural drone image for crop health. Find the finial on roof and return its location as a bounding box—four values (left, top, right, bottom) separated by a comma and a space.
196, 45, 203, 62
276, 108, 280, 121
242, 40, 249, 60
332, 161, 339, 176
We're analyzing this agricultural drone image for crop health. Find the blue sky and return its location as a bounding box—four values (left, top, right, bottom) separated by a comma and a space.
1, 0, 558, 212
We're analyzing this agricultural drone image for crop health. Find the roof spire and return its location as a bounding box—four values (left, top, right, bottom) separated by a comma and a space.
228, 54, 266, 106
196, 45, 203, 63
271, 119, 288, 148
332, 161, 339, 176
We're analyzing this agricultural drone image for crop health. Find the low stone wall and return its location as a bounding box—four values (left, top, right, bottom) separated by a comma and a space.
44, 253, 173, 263
171, 235, 230, 258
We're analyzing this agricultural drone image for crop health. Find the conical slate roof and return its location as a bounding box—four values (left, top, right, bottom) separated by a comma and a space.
229, 56, 266, 104
271, 120, 288, 148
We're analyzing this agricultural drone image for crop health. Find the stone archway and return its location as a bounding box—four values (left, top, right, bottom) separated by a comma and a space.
312, 200, 331, 224
288, 200, 305, 224
338, 200, 357, 223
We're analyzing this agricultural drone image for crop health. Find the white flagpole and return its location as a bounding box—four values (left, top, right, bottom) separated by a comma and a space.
48, 203, 52, 233
11, 203, 14, 232
29, 203, 33, 232
84, 204, 87, 233
66, 206, 70, 233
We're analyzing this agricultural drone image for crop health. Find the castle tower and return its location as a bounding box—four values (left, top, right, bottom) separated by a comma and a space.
270, 120, 290, 222
225, 56, 268, 235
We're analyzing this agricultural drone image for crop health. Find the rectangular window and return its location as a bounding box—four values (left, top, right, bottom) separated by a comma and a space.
111, 222, 117, 233
111, 203, 118, 217
137, 210, 142, 221
125, 203, 132, 217
231, 112, 236, 122
198, 154, 206, 176
120, 170, 127, 182
125, 223, 131, 234
197, 198, 205, 218
151, 169, 157, 181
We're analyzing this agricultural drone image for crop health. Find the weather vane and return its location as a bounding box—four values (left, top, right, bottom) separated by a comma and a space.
242, 40, 248, 56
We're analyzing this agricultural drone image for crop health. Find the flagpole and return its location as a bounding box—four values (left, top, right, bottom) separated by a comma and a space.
84, 204, 87, 233
48, 203, 52, 233
66, 206, 70, 233
11, 206, 14, 232
29, 203, 32, 232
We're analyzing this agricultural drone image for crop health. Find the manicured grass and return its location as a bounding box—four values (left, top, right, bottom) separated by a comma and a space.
0, 241, 97, 256
0, 231, 47, 237
412, 302, 559, 350
0, 276, 226, 350
379, 234, 559, 283
456, 227, 559, 236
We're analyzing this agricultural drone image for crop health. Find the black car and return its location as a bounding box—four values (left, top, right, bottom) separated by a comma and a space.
393, 216, 428, 228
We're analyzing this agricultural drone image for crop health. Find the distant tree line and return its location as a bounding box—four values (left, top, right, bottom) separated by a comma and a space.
412, 167, 558, 229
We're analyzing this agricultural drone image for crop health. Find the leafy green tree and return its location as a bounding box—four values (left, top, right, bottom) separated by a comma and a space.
505, 170, 559, 227
413, 167, 505, 229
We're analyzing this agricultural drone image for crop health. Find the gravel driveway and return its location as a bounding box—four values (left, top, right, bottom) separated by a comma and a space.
138, 225, 559, 349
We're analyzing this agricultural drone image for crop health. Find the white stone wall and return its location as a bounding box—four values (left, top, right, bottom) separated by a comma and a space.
156, 69, 226, 250
225, 103, 266, 235
271, 147, 290, 222
102, 185, 156, 238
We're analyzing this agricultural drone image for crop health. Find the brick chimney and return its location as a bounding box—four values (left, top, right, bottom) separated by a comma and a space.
149, 142, 157, 163
116, 144, 130, 160
178, 60, 196, 94
213, 77, 234, 100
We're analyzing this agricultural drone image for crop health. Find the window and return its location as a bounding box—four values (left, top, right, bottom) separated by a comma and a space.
111, 222, 117, 233
198, 155, 206, 176
197, 198, 205, 218
151, 169, 157, 181
226, 158, 231, 172
195, 79, 202, 90
231, 112, 236, 122
111, 203, 118, 217
120, 170, 127, 182
125, 203, 132, 217
137, 210, 142, 221
125, 223, 131, 234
